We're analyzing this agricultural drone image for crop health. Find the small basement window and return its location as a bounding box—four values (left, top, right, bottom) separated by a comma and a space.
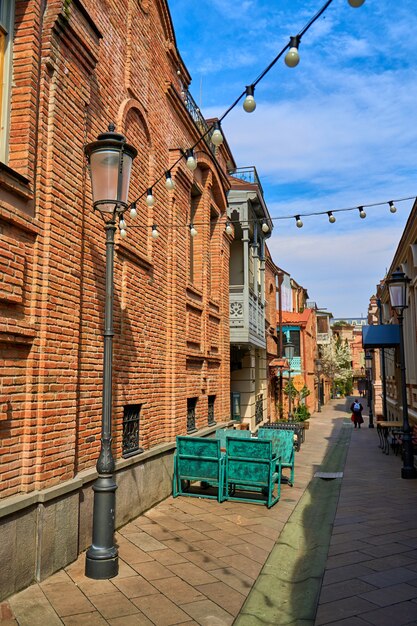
122, 404, 143, 458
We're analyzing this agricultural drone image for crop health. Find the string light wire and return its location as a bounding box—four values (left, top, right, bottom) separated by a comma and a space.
124, 195, 415, 232
127, 0, 345, 210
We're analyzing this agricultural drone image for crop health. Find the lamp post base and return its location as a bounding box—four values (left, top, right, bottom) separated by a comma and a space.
401, 466, 417, 479
85, 554, 118, 579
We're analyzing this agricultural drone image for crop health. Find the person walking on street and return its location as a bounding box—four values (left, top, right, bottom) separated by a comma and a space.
350, 398, 364, 428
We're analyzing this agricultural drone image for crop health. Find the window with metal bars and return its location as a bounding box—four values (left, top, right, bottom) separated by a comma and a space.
122, 404, 143, 458
187, 397, 197, 433
208, 395, 216, 425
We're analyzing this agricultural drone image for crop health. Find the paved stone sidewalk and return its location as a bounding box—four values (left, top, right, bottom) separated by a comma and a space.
314, 407, 417, 626
2, 401, 344, 625
7, 399, 417, 625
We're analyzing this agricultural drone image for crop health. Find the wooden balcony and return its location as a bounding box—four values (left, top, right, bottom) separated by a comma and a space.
230, 286, 266, 348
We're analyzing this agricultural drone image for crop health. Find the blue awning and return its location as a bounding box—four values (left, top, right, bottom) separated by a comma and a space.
362, 325, 400, 348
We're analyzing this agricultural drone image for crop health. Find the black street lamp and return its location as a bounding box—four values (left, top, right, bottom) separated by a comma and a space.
387, 268, 416, 479
315, 359, 322, 412
364, 351, 374, 428
284, 340, 295, 419
84, 124, 138, 578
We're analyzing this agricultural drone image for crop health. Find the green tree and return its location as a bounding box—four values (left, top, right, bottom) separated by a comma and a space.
321, 337, 353, 398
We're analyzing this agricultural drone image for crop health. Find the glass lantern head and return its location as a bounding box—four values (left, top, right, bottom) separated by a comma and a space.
365, 351, 373, 369
387, 268, 410, 313
284, 340, 295, 360
85, 124, 137, 214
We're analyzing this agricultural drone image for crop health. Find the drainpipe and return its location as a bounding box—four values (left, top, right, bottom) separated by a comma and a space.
377, 298, 388, 420
278, 271, 284, 419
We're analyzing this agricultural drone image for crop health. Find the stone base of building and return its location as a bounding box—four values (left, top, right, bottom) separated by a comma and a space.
0, 422, 224, 601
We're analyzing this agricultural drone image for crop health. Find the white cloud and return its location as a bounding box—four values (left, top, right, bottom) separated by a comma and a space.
208, 0, 255, 19
267, 226, 405, 317
214, 66, 417, 196
169, 0, 417, 318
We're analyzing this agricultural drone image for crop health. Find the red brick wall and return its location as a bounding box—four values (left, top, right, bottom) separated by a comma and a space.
0, 0, 231, 498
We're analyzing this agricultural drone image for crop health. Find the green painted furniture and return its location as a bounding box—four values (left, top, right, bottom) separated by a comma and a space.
215, 428, 251, 448
260, 422, 303, 450
225, 438, 281, 508
172, 436, 225, 502
258, 428, 295, 486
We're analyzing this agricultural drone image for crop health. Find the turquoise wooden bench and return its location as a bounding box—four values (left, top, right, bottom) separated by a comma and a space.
258, 428, 295, 486
225, 438, 281, 508
172, 436, 226, 502
215, 428, 251, 448
260, 422, 303, 450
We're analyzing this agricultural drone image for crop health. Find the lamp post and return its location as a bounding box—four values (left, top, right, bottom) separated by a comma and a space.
364, 351, 374, 428
284, 340, 295, 419
84, 124, 138, 578
387, 268, 416, 479
315, 358, 322, 412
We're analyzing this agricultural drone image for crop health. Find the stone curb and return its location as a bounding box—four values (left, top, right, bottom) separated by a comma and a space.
234, 418, 352, 626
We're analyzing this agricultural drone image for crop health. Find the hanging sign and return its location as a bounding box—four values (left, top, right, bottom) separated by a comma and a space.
292, 375, 305, 391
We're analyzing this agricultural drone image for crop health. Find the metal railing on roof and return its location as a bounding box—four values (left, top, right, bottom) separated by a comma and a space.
227, 166, 264, 198
182, 88, 216, 156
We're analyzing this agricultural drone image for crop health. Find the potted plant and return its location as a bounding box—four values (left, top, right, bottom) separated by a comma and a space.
292, 403, 311, 428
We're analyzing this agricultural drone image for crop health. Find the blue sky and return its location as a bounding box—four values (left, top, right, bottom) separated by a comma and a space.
168, 0, 417, 317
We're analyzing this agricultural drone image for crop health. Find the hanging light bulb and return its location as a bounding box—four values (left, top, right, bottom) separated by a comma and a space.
261, 220, 270, 233
211, 121, 224, 147
295, 215, 303, 228
130, 202, 137, 218
185, 149, 197, 171
285, 36, 300, 68
189, 224, 197, 237
243, 85, 256, 113
358, 206, 366, 219
389, 201, 397, 214
348, 0, 365, 7
146, 188, 155, 207
328, 211, 336, 224
165, 171, 175, 190
120, 228, 127, 238
119, 218, 127, 230
151, 224, 159, 239
225, 221, 233, 235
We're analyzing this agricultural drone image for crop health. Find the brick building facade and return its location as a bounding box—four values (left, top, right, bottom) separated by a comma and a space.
0, 0, 336, 601
0, 0, 234, 598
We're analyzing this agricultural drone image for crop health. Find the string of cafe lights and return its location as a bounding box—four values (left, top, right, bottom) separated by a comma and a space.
119, 0, 367, 238
122, 195, 415, 240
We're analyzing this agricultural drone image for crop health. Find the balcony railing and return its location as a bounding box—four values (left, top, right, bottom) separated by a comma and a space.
182, 88, 216, 156
282, 356, 302, 375
317, 332, 331, 344
230, 285, 265, 346
227, 166, 264, 198
255, 394, 264, 425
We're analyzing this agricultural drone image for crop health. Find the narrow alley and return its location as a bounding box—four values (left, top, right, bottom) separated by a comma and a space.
4, 400, 417, 626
